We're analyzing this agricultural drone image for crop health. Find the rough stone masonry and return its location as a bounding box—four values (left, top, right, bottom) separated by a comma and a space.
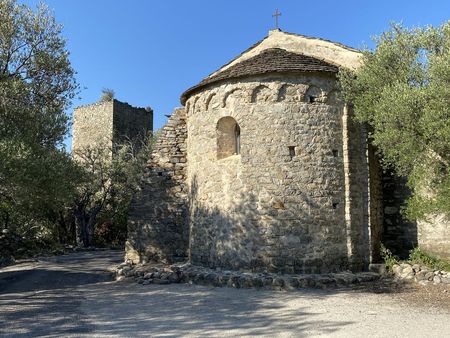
126, 29, 393, 274
74, 29, 447, 274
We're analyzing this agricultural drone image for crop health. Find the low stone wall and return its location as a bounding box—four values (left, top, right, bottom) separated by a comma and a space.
115, 261, 381, 291
392, 263, 450, 285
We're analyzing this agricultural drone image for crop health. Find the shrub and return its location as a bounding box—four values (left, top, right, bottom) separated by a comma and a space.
408, 247, 450, 271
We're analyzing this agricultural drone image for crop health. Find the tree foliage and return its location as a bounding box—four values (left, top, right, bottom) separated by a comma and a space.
0, 0, 81, 237
73, 138, 152, 247
339, 21, 450, 219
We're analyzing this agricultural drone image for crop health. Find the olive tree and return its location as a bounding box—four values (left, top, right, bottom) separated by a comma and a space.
73, 139, 152, 247
0, 0, 80, 237
339, 21, 450, 220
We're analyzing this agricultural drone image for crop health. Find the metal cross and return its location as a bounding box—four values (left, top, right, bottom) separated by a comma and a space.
272, 9, 281, 29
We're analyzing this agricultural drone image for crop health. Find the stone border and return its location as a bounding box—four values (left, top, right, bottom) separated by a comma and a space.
114, 262, 381, 291
392, 263, 450, 285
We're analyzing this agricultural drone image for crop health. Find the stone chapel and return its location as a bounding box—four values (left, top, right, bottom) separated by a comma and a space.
123, 29, 447, 274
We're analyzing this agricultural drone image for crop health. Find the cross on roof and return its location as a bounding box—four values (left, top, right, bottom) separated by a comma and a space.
272, 9, 281, 29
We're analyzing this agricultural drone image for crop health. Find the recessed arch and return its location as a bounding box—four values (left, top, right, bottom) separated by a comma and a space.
251, 85, 272, 103
217, 116, 241, 159
304, 85, 322, 103
205, 92, 217, 111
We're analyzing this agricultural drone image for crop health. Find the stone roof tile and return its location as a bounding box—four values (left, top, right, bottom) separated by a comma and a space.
181, 48, 338, 104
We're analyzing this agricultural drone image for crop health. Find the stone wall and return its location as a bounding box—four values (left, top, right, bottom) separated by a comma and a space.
126, 108, 188, 264
113, 100, 153, 151
185, 73, 356, 274
342, 105, 370, 270
72, 99, 153, 155
72, 100, 114, 154
368, 144, 384, 263
418, 216, 450, 260
382, 171, 417, 258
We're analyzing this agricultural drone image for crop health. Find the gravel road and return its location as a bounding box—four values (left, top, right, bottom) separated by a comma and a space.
0, 250, 448, 337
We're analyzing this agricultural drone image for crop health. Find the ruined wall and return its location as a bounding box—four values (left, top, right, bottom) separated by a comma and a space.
72, 100, 114, 154
72, 99, 153, 154
126, 108, 188, 264
186, 74, 355, 274
113, 100, 153, 150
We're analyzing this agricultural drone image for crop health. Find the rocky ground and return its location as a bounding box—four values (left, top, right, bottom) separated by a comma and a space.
116, 260, 450, 312
115, 261, 383, 290
0, 251, 449, 337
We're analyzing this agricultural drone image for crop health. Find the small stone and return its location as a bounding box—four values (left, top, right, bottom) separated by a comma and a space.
414, 270, 428, 281
124, 269, 135, 277
315, 276, 335, 288
400, 266, 414, 279
433, 275, 442, 284
392, 264, 403, 276
273, 276, 285, 287
441, 277, 450, 284
425, 272, 434, 281
296, 276, 310, 288
283, 277, 299, 290
142, 279, 152, 285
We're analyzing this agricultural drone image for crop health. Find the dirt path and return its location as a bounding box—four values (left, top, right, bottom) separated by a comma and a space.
0, 251, 448, 337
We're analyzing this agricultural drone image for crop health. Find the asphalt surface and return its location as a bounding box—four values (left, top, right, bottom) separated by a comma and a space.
0, 250, 449, 337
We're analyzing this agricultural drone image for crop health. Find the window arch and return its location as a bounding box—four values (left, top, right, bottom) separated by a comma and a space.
217, 117, 240, 159
304, 85, 322, 103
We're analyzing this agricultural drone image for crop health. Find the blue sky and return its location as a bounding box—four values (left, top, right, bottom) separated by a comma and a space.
21, 0, 450, 150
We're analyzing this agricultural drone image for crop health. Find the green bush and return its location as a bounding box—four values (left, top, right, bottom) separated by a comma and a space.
408, 247, 450, 271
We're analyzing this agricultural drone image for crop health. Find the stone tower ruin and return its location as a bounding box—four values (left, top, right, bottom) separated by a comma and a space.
72, 99, 153, 155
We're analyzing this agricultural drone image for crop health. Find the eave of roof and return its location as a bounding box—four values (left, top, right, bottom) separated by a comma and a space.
180, 48, 338, 104
180, 30, 362, 105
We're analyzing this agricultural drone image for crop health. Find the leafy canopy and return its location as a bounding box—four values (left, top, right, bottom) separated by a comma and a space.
339, 21, 450, 219
0, 0, 81, 234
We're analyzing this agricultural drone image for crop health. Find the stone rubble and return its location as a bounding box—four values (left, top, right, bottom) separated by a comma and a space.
114, 261, 381, 291
391, 262, 450, 286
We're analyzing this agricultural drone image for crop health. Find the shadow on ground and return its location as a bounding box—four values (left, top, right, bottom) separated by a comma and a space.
0, 250, 446, 337
79, 282, 356, 337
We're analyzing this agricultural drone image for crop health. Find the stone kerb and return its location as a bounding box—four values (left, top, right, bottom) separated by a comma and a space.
392, 263, 450, 285
115, 261, 381, 291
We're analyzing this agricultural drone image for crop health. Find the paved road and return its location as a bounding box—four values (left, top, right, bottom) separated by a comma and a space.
0, 251, 449, 337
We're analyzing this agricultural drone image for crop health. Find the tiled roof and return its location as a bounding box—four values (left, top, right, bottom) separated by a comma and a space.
181, 48, 339, 104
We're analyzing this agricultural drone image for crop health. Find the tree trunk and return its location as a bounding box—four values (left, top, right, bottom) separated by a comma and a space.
74, 206, 100, 247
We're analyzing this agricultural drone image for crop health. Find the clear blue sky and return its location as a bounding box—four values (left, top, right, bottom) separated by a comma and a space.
21, 0, 450, 150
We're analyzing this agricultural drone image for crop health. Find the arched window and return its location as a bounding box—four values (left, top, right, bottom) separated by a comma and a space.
217, 116, 240, 159
304, 85, 322, 103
